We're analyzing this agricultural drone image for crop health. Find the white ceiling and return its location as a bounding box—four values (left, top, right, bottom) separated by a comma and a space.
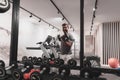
19, 0, 120, 35
85, 0, 120, 35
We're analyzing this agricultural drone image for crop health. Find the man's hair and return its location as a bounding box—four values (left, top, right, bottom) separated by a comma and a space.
62, 23, 68, 27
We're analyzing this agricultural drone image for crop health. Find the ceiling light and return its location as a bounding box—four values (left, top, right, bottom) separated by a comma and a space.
38, 19, 41, 22
93, 8, 96, 11
29, 13, 32, 18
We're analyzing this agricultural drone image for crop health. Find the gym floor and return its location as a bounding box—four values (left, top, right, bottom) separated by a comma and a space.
99, 74, 120, 80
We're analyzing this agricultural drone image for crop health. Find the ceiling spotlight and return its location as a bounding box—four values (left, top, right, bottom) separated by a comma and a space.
29, 13, 32, 18
62, 17, 65, 21
93, 14, 96, 18
93, 8, 96, 11
38, 19, 41, 22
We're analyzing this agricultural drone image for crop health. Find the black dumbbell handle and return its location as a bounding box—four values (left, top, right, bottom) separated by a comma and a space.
40, 68, 46, 74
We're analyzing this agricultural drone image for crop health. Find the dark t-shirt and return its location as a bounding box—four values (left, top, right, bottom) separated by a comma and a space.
61, 33, 74, 54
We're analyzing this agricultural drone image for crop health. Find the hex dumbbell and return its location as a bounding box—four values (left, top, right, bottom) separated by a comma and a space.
12, 62, 33, 80
0, 61, 17, 78
67, 59, 77, 67
24, 65, 50, 80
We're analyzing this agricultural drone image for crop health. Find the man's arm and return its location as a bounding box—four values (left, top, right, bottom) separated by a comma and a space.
65, 33, 74, 46
65, 41, 73, 46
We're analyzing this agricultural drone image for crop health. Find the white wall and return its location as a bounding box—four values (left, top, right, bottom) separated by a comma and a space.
94, 24, 103, 64
18, 18, 59, 60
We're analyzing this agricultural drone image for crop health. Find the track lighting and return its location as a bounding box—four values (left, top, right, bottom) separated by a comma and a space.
62, 17, 65, 21
20, 6, 59, 31
93, 8, 96, 11
90, 0, 98, 35
29, 13, 32, 18
38, 19, 41, 22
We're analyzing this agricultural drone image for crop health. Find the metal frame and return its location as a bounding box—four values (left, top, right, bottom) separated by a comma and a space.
80, 0, 84, 69
9, 0, 20, 65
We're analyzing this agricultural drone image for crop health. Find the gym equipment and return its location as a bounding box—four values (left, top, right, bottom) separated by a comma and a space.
36, 57, 42, 65
80, 67, 101, 78
54, 58, 64, 66
67, 59, 77, 67
12, 62, 33, 80
52, 74, 64, 80
42, 57, 50, 65
26, 35, 61, 59
51, 66, 70, 80
40, 65, 50, 75
27, 65, 50, 80
108, 58, 119, 68
59, 66, 70, 76
31, 57, 38, 65
22, 56, 28, 63
23, 69, 40, 80
0, 60, 5, 67
30, 71, 41, 80
0, 0, 10, 13
83, 56, 101, 67
0, 63, 17, 78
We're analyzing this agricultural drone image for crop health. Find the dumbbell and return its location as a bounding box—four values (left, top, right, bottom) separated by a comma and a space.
52, 66, 70, 80
52, 74, 64, 80
23, 69, 40, 80
24, 65, 50, 80
0, 63, 17, 78
36, 57, 42, 65
67, 59, 77, 67
48, 58, 64, 66
22, 56, 28, 63
31, 57, 38, 65
41, 57, 50, 65
54, 58, 64, 66
30, 71, 41, 80
22, 56, 38, 65
0, 60, 5, 67
12, 62, 33, 80
59, 66, 70, 76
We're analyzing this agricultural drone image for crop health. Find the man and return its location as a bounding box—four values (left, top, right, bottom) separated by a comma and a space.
60, 23, 74, 63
